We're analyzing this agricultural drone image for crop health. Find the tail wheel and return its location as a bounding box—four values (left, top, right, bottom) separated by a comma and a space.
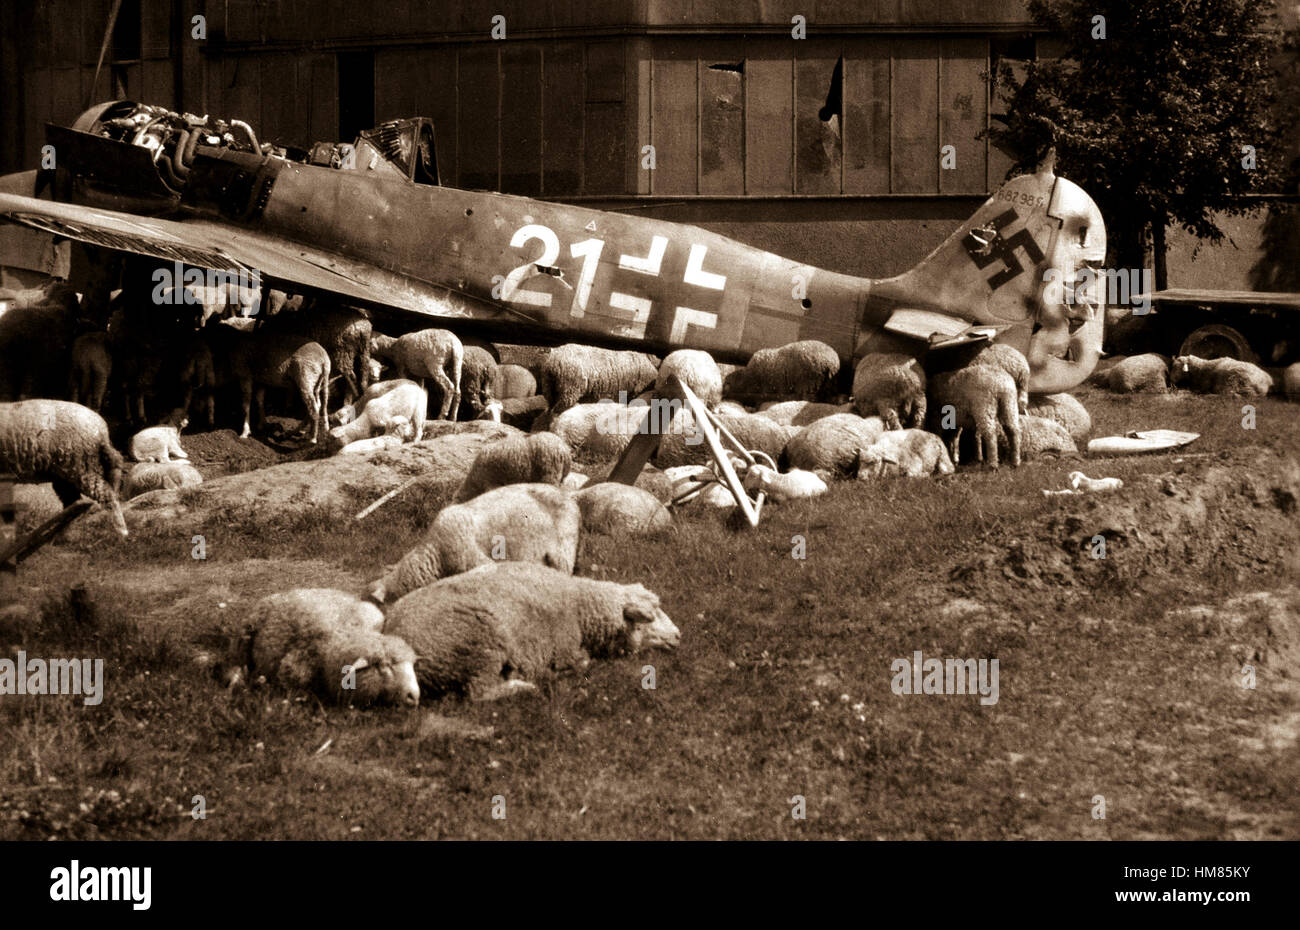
1178, 324, 1259, 364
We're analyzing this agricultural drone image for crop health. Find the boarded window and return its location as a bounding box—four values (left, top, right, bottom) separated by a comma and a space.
938, 39, 987, 194
843, 44, 890, 195
651, 50, 697, 194
745, 49, 793, 194
795, 45, 842, 194
891, 40, 939, 193
701, 61, 744, 194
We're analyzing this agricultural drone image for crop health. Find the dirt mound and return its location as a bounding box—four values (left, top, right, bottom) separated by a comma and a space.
950, 452, 1300, 600
72, 421, 520, 537
182, 429, 286, 476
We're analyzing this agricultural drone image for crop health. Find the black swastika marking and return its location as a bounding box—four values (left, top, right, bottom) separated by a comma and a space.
963, 209, 1045, 291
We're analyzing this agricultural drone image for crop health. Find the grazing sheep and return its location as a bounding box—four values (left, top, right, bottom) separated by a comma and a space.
1106, 354, 1169, 394
782, 413, 884, 476
0, 400, 127, 536
242, 589, 419, 707
1285, 363, 1300, 400
67, 332, 112, 412
539, 344, 658, 416
657, 349, 723, 408
756, 400, 852, 426
123, 461, 203, 498
453, 432, 572, 502
573, 482, 672, 536
457, 345, 498, 421
1027, 392, 1091, 442
129, 410, 189, 463
368, 483, 581, 603
227, 331, 331, 443
722, 340, 841, 403
327, 381, 427, 451
851, 354, 927, 429
654, 410, 798, 469
971, 343, 1031, 415
491, 363, 538, 400
370, 329, 463, 419
260, 298, 373, 404
856, 429, 954, 479
930, 366, 1020, 468
383, 563, 680, 700
742, 464, 827, 501
1170, 355, 1273, 396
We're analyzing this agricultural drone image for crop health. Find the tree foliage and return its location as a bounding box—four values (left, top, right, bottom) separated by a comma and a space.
986, 0, 1295, 277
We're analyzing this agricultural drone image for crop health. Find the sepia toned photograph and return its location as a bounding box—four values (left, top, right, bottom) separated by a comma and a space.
0, 0, 1296, 905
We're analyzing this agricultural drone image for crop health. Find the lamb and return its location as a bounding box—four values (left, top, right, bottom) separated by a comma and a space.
0, 400, 127, 536
457, 345, 499, 420
242, 589, 419, 707
67, 332, 112, 412
851, 353, 927, 429
370, 329, 463, 419
1170, 355, 1273, 396
382, 563, 680, 700
929, 366, 1020, 468
491, 363, 538, 400
742, 464, 827, 501
539, 344, 659, 416
259, 298, 373, 404
327, 381, 427, 451
653, 410, 798, 469
1026, 392, 1091, 442
1106, 354, 1169, 393
368, 483, 581, 603
756, 400, 851, 426
122, 461, 203, 499
453, 432, 572, 502
970, 342, 1030, 415
856, 429, 954, 479
227, 331, 331, 443
331, 378, 418, 426
721, 340, 841, 404
782, 413, 884, 476
129, 410, 189, 463
572, 482, 673, 536
656, 349, 723, 408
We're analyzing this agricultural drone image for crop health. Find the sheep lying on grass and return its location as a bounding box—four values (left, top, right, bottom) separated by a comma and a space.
782, 413, 884, 476
383, 563, 680, 700
856, 429, 954, 479
573, 482, 672, 536
1002, 416, 1077, 461
656, 349, 723, 408
929, 366, 1020, 468
539, 344, 659, 416
0, 399, 127, 536
369, 483, 581, 603
1171, 355, 1273, 396
851, 354, 927, 429
123, 461, 203, 499
370, 329, 463, 419
327, 381, 427, 452
454, 432, 572, 502
722, 340, 841, 403
653, 411, 798, 469
1027, 393, 1091, 442
756, 400, 851, 426
742, 464, 827, 501
1106, 354, 1168, 393
242, 589, 419, 707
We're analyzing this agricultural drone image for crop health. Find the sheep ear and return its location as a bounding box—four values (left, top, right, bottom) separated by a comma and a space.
350, 657, 370, 671
623, 591, 660, 625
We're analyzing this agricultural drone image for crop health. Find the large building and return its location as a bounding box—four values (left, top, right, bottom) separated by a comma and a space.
1, 0, 1295, 286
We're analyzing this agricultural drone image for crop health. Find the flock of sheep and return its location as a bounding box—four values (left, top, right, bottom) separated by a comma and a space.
2, 278, 1295, 709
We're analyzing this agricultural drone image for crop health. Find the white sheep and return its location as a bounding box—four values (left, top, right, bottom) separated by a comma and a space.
1009, 415, 1078, 461
458, 345, 499, 420
657, 349, 723, 409
539, 344, 659, 416
1171, 355, 1273, 396
123, 461, 203, 499
1106, 354, 1169, 393
368, 483, 581, 603
562, 472, 591, 491
929, 366, 1020, 468
1070, 471, 1123, 492
129, 413, 189, 463
572, 482, 672, 536
327, 381, 427, 452
492, 363, 538, 400
856, 429, 954, 479
971, 343, 1030, 415
715, 400, 751, 417
782, 412, 884, 476
722, 340, 841, 404
370, 329, 463, 419
453, 432, 572, 502
545, 400, 647, 464
851, 353, 927, 429
742, 464, 827, 501
1026, 392, 1091, 442
242, 588, 419, 707
653, 410, 798, 469
383, 562, 680, 700
756, 400, 851, 426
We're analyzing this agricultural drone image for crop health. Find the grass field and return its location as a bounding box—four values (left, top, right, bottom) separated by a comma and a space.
2, 387, 1298, 840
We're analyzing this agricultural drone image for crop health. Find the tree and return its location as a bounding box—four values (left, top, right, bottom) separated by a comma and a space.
985, 0, 1295, 289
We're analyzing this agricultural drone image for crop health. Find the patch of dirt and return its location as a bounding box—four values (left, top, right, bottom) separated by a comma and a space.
949, 451, 1300, 602
182, 429, 286, 477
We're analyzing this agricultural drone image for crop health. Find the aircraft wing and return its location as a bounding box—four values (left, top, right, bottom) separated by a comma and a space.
0, 192, 491, 320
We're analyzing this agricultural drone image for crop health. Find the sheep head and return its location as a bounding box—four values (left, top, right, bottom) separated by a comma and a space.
344, 645, 420, 707
621, 586, 680, 651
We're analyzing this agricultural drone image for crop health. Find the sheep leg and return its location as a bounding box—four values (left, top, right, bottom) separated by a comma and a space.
948, 429, 962, 467
295, 374, 318, 443
877, 401, 901, 432
472, 678, 538, 702
90, 366, 109, 412
430, 369, 456, 420
980, 419, 1000, 468
239, 378, 254, 438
